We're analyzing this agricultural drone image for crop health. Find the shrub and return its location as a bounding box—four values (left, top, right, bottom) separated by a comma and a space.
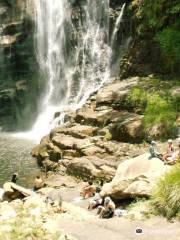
126, 88, 148, 111
125, 86, 177, 139
152, 164, 180, 219
144, 94, 177, 138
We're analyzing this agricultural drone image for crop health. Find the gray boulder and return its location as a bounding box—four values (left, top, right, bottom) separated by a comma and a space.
101, 153, 170, 199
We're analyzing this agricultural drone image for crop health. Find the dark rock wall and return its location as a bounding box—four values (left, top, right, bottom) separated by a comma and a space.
0, 0, 38, 131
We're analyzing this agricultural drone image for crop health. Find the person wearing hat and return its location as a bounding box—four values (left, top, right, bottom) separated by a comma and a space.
149, 141, 162, 159
163, 139, 175, 163
97, 196, 115, 219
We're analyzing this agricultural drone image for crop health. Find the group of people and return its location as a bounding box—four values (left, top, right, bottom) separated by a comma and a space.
80, 181, 116, 219
149, 139, 180, 164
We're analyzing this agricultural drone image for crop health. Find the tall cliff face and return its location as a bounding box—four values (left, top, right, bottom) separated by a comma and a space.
0, 0, 38, 131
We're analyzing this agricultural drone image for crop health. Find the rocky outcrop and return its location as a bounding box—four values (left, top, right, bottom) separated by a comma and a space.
101, 153, 170, 200
32, 77, 148, 181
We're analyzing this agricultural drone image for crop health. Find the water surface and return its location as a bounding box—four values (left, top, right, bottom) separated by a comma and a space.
0, 133, 41, 188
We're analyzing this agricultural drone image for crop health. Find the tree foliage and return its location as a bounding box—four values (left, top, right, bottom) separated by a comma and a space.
130, 0, 180, 74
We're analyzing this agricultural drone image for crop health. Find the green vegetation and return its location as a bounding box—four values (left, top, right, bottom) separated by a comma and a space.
144, 94, 177, 138
156, 28, 180, 72
126, 88, 148, 111
129, 0, 180, 75
126, 80, 178, 139
152, 164, 180, 219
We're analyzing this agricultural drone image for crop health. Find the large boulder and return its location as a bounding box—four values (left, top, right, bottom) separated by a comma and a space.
96, 77, 139, 105
101, 153, 170, 199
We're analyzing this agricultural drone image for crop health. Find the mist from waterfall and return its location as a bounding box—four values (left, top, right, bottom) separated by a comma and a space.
17, 0, 127, 140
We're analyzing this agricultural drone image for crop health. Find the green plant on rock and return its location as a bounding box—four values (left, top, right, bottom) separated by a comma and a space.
152, 164, 180, 219
126, 87, 148, 111
144, 94, 177, 138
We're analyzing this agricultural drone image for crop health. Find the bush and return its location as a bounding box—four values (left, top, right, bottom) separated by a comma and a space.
152, 164, 180, 219
144, 94, 177, 138
125, 87, 177, 139
126, 88, 148, 111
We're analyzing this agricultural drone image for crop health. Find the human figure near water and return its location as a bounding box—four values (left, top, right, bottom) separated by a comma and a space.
88, 187, 103, 210
11, 173, 18, 183
80, 181, 96, 199
163, 139, 175, 163
97, 196, 115, 219
164, 142, 180, 165
149, 141, 162, 160
33, 176, 45, 191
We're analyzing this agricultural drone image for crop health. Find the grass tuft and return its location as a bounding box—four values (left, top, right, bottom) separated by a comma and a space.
152, 164, 180, 219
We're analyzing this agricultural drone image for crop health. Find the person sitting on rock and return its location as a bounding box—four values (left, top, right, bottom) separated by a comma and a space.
165, 142, 180, 165
163, 139, 175, 163
149, 141, 162, 160
88, 187, 102, 210
80, 181, 96, 199
97, 196, 115, 219
33, 176, 45, 192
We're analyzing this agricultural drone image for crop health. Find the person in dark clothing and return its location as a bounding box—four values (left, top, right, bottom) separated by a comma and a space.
11, 173, 18, 183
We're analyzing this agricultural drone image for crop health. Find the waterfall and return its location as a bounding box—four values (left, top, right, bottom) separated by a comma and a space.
111, 3, 126, 47
16, 0, 127, 140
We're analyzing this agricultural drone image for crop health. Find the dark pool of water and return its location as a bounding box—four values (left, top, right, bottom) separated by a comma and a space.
0, 133, 42, 188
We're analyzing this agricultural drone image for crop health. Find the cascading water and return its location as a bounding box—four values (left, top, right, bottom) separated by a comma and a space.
17, 0, 127, 140
111, 3, 126, 47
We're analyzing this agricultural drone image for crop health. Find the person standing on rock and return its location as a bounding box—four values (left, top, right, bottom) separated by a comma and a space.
11, 173, 18, 183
